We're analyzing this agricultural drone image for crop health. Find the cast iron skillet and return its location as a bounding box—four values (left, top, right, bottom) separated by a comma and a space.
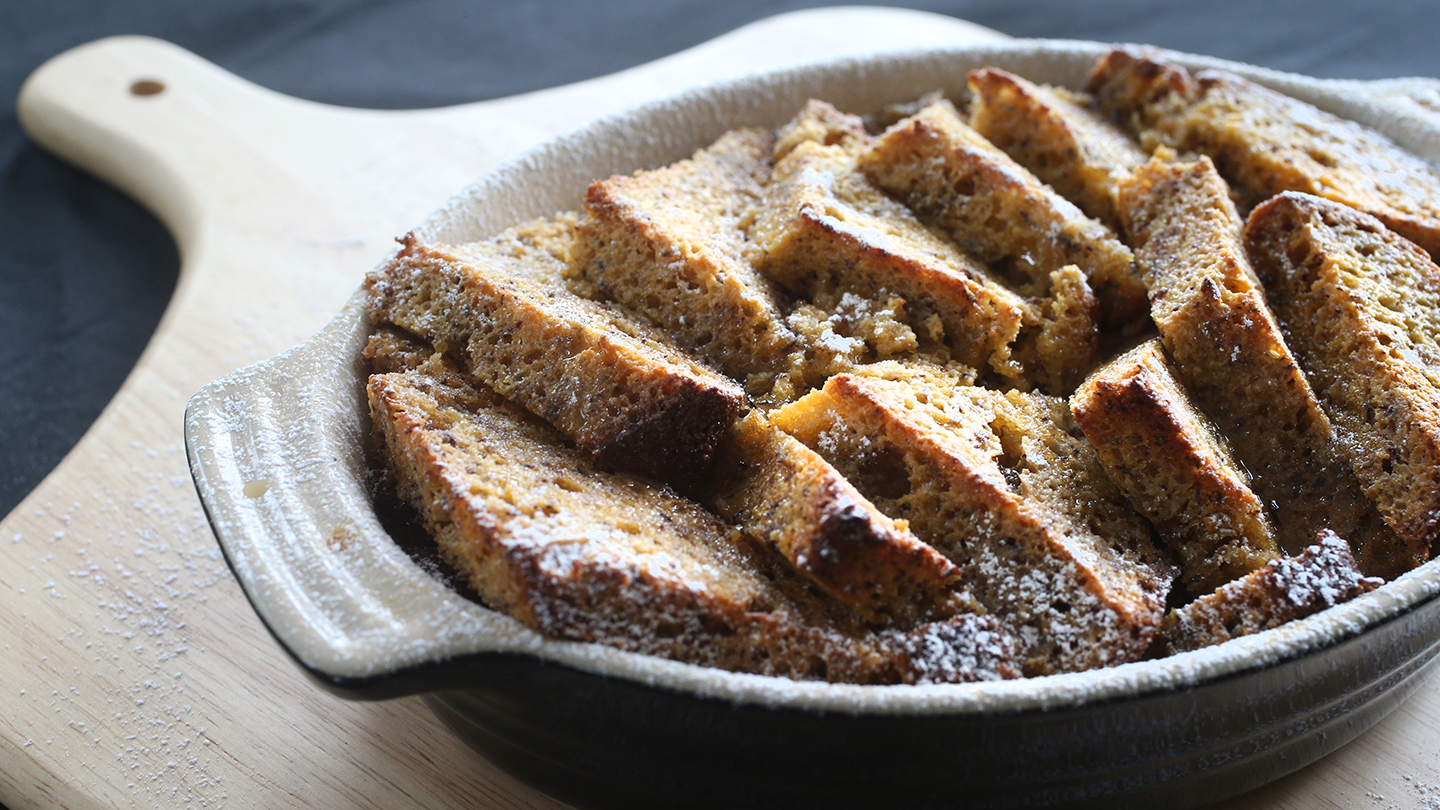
184, 39, 1440, 810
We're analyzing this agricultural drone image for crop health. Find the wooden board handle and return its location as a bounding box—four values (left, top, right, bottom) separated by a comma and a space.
16, 11, 1010, 265
17, 36, 299, 254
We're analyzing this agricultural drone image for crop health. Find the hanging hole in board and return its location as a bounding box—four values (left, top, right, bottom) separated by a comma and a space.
130, 79, 165, 97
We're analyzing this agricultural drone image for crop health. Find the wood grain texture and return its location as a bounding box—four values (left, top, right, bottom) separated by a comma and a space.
3, 6, 1437, 809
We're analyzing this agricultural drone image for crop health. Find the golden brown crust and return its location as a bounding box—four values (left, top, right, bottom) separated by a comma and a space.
1118, 156, 1404, 577
368, 362, 1017, 683
772, 373, 1173, 675
752, 138, 1029, 379
703, 411, 962, 625
858, 100, 1147, 328
1085, 49, 1198, 140
1150, 530, 1381, 656
364, 234, 745, 491
1245, 192, 1440, 567
1089, 48, 1440, 256
968, 67, 1147, 233
574, 129, 796, 379
1071, 339, 1279, 595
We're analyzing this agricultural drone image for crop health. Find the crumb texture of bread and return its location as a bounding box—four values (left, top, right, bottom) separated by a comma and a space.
1151, 530, 1382, 656
1088, 48, 1440, 256
777, 293, 955, 402
1246, 192, 1440, 567
967, 67, 1147, 233
772, 99, 874, 163
574, 128, 797, 380
751, 133, 1029, 381
363, 324, 437, 374
1023, 265, 1102, 395
364, 234, 745, 490
1118, 156, 1403, 577
772, 373, 1172, 675
475, 213, 582, 274
858, 99, 1147, 328
1071, 339, 1279, 595
702, 411, 962, 626
367, 358, 1016, 684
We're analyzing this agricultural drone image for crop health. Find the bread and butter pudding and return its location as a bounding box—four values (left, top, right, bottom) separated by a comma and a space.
360, 48, 1440, 685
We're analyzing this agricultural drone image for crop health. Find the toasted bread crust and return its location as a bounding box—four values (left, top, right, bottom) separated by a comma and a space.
753, 138, 1029, 377
1085, 49, 1198, 141
1071, 340, 1279, 595
368, 358, 1016, 683
968, 67, 1147, 233
859, 100, 1147, 327
575, 129, 796, 379
365, 235, 745, 490
1089, 48, 1440, 256
1246, 192, 1440, 566
1118, 156, 1404, 577
772, 373, 1173, 675
1151, 531, 1381, 656
704, 412, 962, 625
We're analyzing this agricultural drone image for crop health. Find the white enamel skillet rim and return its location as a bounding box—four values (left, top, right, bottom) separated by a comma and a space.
184, 37, 1440, 717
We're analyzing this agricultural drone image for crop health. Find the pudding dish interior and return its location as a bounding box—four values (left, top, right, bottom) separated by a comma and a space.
356, 47, 1440, 686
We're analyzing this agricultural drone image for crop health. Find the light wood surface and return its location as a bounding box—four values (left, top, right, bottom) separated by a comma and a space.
4, 7, 1437, 809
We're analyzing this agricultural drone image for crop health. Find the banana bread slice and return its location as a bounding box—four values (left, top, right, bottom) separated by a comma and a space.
1150, 530, 1381, 656
1071, 339, 1280, 596
772, 98, 873, 162
751, 137, 1031, 380
703, 411, 964, 626
1118, 156, 1404, 578
967, 67, 1147, 233
367, 348, 1017, 684
1087, 48, 1440, 256
771, 372, 1174, 675
574, 128, 796, 381
858, 99, 1147, 327
365, 234, 745, 491
1246, 192, 1440, 567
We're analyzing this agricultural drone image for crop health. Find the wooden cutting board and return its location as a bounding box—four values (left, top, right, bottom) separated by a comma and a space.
5, 7, 1439, 808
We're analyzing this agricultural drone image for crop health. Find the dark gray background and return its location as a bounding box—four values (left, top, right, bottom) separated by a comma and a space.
2, 0, 1438, 519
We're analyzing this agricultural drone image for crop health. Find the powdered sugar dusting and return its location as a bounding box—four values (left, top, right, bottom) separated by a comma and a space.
1272, 532, 1381, 608
7, 436, 233, 805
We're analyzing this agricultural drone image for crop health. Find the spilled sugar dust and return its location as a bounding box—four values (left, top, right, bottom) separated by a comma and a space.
4, 437, 235, 807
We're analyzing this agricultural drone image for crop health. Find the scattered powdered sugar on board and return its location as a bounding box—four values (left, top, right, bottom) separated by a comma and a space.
4, 434, 235, 807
